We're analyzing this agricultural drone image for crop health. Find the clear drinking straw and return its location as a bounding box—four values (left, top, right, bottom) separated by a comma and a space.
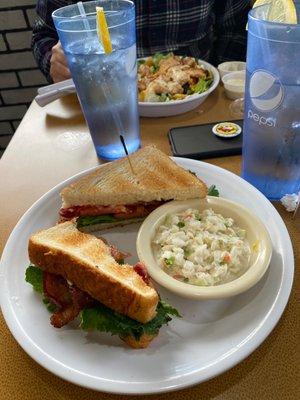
76, 2, 126, 143
77, 1, 91, 31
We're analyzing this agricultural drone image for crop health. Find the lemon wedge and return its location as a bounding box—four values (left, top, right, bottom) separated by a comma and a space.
96, 6, 112, 54
252, 240, 260, 252
267, 0, 297, 24
251, 0, 297, 24
246, 0, 269, 30
252, 0, 271, 9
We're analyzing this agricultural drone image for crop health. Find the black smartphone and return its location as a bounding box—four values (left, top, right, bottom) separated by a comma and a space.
168, 120, 243, 159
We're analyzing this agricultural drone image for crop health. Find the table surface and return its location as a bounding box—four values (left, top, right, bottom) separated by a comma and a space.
0, 86, 299, 400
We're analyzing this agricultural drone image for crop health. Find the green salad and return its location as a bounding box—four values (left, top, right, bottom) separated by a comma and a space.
138, 52, 213, 102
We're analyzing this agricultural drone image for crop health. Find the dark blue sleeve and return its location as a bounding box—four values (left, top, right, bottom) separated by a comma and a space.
212, 0, 251, 64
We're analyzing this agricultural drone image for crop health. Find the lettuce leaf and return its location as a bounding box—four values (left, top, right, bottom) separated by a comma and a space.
76, 215, 144, 229
137, 59, 145, 67
191, 78, 213, 94
76, 214, 118, 228
25, 265, 181, 341
25, 265, 57, 312
25, 264, 44, 293
152, 52, 173, 72
152, 53, 165, 71
80, 300, 181, 340
42, 297, 57, 312
158, 93, 171, 102
207, 185, 220, 197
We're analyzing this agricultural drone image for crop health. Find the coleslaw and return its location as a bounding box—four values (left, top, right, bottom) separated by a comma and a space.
153, 208, 251, 286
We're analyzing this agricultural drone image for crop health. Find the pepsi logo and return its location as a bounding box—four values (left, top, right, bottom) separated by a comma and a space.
249, 70, 284, 112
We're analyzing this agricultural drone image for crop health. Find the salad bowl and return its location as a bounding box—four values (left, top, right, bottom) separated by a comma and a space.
138, 57, 220, 118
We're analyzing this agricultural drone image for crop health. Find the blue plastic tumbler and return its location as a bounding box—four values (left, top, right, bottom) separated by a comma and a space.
53, 0, 140, 160
242, 3, 300, 200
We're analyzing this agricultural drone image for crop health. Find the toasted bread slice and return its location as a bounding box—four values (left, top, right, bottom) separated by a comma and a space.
60, 145, 207, 208
122, 333, 157, 349
28, 221, 158, 324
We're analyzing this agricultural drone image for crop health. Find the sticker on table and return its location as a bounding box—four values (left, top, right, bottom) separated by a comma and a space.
212, 122, 242, 138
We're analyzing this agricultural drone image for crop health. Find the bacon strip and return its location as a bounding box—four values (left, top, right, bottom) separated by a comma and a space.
133, 262, 150, 285
59, 201, 165, 220
109, 245, 131, 263
98, 237, 131, 262
43, 272, 71, 307
50, 286, 94, 328
59, 204, 128, 219
43, 272, 94, 328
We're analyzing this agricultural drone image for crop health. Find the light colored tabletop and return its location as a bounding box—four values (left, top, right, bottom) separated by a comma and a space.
0, 86, 299, 400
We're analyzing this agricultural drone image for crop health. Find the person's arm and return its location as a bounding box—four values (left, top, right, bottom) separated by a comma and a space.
212, 0, 251, 65
32, 0, 71, 83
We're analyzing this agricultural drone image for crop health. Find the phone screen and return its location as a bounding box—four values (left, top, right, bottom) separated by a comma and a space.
168, 120, 243, 159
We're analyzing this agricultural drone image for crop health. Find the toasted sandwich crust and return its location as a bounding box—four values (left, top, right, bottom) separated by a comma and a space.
60, 145, 207, 208
28, 221, 158, 324
122, 333, 157, 349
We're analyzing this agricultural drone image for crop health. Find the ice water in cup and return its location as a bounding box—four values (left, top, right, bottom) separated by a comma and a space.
242, 3, 300, 200
53, 1, 140, 160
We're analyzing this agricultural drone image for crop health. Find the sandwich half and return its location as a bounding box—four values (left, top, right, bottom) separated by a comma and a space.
26, 220, 179, 348
59, 145, 207, 231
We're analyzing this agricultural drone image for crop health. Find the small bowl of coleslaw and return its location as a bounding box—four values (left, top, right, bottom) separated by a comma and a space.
136, 197, 272, 299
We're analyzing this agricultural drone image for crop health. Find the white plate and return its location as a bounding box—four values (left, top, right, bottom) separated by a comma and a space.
138, 59, 220, 117
0, 159, 294, 394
